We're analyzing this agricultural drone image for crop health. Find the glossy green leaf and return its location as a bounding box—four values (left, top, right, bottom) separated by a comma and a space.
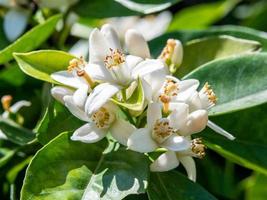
176, 35, 261, 76
0, 14, 62, 64
169, 0, 239, 31
74, 0, 179, 18
0, 117, 35, 145
112, 79, 145, 112
147, 171, 216, 200
14, 50, 75, 83
21, 133, 149, 200
36, 96, 83, 145
0, 148, 16, 168
149, 25, 267, 58
200, 102, 267, 175
184, 53, 267, 116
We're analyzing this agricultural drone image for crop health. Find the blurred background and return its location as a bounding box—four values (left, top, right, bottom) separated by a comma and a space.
0, 0, 267, 199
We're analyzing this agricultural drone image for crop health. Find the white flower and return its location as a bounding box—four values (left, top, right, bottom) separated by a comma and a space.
127, 102, 208, 153
150, 138, 206, 182
60, 90, 135, 145
187, 83, 235, 140
143, 74, 199, 112
83, 24, 166, 115
107, 11, 172, 41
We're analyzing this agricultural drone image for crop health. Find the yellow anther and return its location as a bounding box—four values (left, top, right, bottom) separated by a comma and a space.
191, 138, 206, 159
104, 48, 125, 69
1, 95, 12, 112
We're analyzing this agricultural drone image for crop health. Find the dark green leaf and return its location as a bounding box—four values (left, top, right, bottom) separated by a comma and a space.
0, 14, 62, 64
21, 133, 149, 200
147, 171, 216, 200
184, 53, 267, 116
0, 117, 35, 145
149, 25, 267, 58
178, 35, 261, 76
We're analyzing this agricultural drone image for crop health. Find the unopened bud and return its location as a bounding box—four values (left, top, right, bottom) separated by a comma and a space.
159, 39, 183, 73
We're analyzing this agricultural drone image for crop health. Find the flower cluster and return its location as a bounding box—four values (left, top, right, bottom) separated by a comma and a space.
51, 24, 235, 181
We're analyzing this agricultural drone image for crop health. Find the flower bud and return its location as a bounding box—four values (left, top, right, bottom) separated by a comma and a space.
159, 39, 183, 73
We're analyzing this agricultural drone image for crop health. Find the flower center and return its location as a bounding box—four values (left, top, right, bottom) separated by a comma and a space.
159, 79, 179, 113
152, 118, 174, 143
159, 39, 176, 63
67, 57, 94, 87
104, 48, 125, 69
91, 107, 114, 129
200, 82, 217, 107
1, 95, 12, 112
191, 138, 206, 158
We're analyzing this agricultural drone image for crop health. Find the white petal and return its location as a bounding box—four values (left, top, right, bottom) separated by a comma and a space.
178, 156, 196, 182
147, 103, 162, 130
4, 8, 29, 41
150, 151, 179, 172
85, 63, 114, 83
69, 39, 89, 58
85, 83, 121, 115
187, 91, 202, 112
125, 55, 143, 72
63, 96, 89, 122
176, 79, 200, 102
51, 71, 86, 89
0, 130, 7, 140
180, 110, 208, 135
171, 40, 183, 67
141, 78, 152, 102
131, 59, 166, 79
127, 128, 158, 153
71, 123, 107, 143
9, 100, 31, 113
133, 11, 172, 41
89, 28, 109, 64
73, 85, 89, 109
51, 86, 74, 104
125, 29, 150, 58
161, 135, 191, 151
2, 100, 31, 118
168, 102, 189, 130
207, 120, 235, 140
110, 119, 136, 146
100, 24, 121, 51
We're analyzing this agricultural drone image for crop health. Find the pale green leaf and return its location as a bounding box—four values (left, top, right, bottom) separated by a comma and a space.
14, 50, 75, 83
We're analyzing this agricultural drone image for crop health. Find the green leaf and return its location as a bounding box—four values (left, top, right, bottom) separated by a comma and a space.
0, 14, 62, 64
21, 133, 149, 200
245, 173, 267, 200
36, 95, 84, 145
0, 117, 35, 145
149, 25, 267, 58
176, 35, 261, 77
184, 53, 267, 116
200, 102, 267, 175
112, 79, 145, 112
74, 0, 178, 18
14, 50, 75, 83
0, 148, 16, 168
147, 171, 216, 200
169, 0, 239, 31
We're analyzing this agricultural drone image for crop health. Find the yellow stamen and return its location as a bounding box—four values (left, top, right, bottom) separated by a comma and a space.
91, 107, 114, 129
67, 57, 94, 87
159, 39, 176, 63
1, 95, 12, 112
191, 138, 206, 159
203, 82, 217, 104
104, 48, 125, 69
152, 119, 174, 143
